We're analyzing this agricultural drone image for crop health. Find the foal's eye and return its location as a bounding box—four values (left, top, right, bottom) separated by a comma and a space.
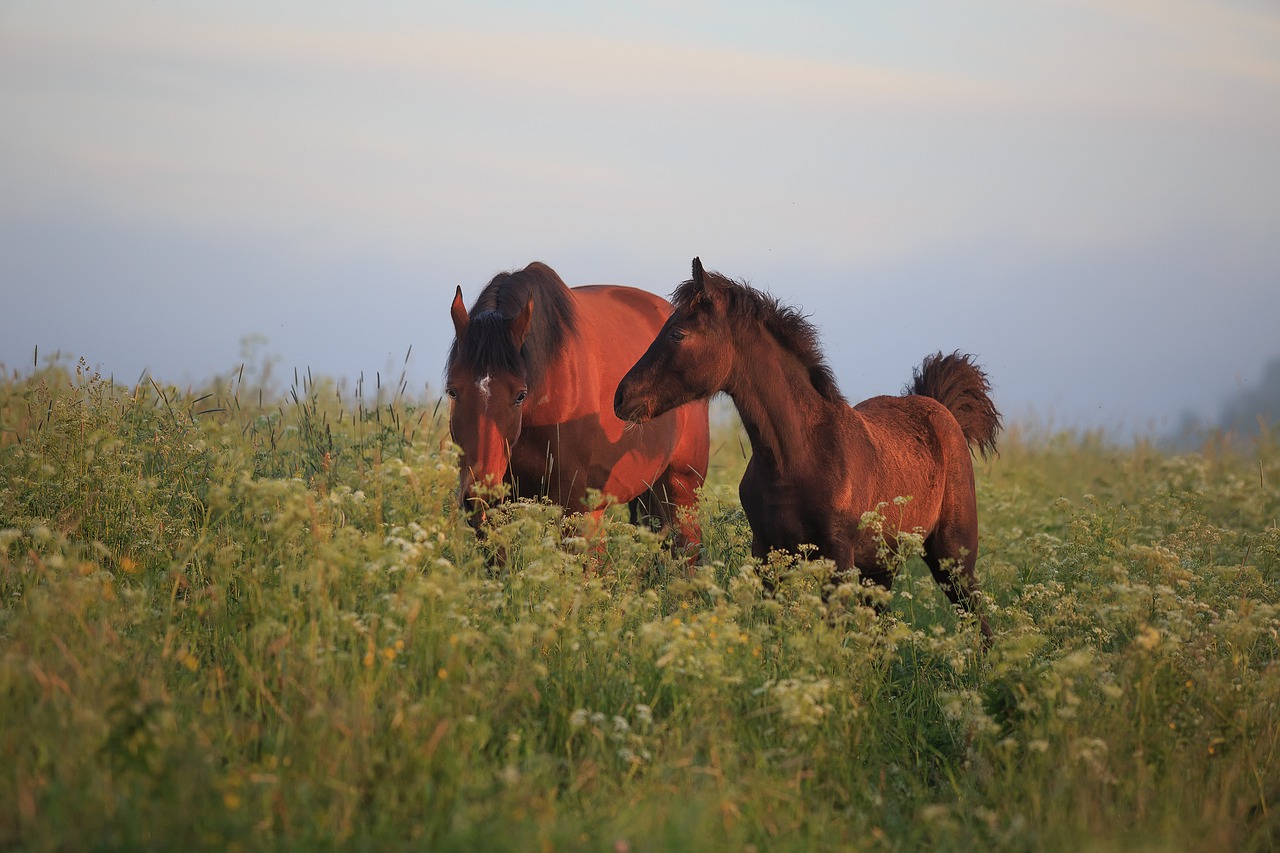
668, 328, 687, 342
446, 387, 459, 400
514, 390, 528, 405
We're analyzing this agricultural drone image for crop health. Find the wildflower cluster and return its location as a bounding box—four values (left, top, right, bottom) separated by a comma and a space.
567, 705, 657, 770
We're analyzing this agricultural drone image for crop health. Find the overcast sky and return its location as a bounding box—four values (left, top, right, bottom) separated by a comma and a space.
2, 1, 1278, 435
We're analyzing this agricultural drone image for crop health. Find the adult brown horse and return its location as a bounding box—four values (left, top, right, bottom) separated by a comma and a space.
446, 261, 709, 551
614, 258, 1001, 639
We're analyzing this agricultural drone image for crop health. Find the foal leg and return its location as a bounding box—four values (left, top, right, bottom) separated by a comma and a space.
923, 526, 993, 644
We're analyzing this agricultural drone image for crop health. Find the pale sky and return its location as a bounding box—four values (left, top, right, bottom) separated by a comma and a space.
3, 1, 1278, 434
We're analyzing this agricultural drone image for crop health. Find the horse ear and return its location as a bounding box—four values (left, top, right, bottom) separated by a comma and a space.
689, 257, 724, 309
509, 297, 534, 348
450, 286, 469, 337
689, 257, 710, 306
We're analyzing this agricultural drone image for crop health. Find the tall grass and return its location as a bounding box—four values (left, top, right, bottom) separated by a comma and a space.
1, 358, 1277, 851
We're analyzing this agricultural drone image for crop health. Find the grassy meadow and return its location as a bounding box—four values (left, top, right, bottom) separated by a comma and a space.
1, 357, 1278, 851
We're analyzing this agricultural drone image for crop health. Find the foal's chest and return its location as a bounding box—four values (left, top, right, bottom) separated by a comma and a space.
739, 468, 833, 552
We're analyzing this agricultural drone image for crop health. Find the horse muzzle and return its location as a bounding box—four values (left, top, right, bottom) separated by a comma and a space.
460, 467, 512, 530
461, 497, 488, 530
613, 384, 655, 424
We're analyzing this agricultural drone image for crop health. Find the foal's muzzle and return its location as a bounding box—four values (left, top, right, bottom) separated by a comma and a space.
613, 384, 654, 424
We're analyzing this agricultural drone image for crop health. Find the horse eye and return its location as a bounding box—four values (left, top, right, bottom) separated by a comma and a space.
446, 387, 458, 400
669, 328, 687, 342
515, 390, 528, 405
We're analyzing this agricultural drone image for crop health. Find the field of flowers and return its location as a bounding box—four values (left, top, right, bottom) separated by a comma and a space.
1, 359, 1278, 851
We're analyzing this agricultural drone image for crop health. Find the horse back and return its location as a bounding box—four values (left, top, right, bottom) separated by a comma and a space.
843, 394, 976, 529
517, 283, 707, 507
851, 394, 962, 453
571, 285, 672, 341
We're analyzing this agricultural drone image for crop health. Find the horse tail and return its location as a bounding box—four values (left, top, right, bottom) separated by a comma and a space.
908, 351, 1002, 458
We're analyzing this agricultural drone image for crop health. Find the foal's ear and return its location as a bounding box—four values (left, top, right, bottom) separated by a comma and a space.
509, 297, 535, 348
450, 286, 469, 336
689, 256, 710, 306
689, 256, 725, 309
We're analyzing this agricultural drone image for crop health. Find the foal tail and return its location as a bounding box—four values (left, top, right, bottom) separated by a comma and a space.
908, 351, 1002, 458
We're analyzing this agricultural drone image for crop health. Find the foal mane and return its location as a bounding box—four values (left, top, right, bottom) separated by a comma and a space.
448, 261, 578, 388
673, 272, 846, 405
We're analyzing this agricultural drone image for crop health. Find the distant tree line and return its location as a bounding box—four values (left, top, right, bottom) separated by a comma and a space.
1175, 355, 1280, 444
1220, 356, 1280, 435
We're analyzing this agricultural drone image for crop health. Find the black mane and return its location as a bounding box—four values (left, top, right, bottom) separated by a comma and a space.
447, 261, 578, 387
672, 272, 846, 405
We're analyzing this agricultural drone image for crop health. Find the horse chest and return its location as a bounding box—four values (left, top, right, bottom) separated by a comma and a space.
739, 468, 832, 552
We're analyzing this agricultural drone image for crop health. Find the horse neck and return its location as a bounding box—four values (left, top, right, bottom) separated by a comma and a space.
522, 335, 588, 426
724, 329, 833, 473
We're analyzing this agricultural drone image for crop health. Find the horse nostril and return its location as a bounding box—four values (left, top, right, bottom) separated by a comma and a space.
614, 385, 644, 422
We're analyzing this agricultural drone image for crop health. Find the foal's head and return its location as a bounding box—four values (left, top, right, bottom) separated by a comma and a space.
615, 257, 845, 424
614, 258, 738, 423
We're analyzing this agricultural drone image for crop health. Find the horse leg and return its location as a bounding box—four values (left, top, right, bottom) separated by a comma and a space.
663, 402, 709, 558
923, 525, 993, 644
631, 463, 704, 566
627, 487, 672, 535
663, 464, 705, 560
824, 541, 895, 618
563, 508, 612, 574
848, 567, 895, 614
752, 531, 779, 596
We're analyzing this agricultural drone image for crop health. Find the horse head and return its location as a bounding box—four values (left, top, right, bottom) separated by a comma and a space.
446, 285, 534, 525
615, 257, 735, 424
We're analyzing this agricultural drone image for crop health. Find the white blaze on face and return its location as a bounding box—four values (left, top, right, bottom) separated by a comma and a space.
477, 374, 492, 409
